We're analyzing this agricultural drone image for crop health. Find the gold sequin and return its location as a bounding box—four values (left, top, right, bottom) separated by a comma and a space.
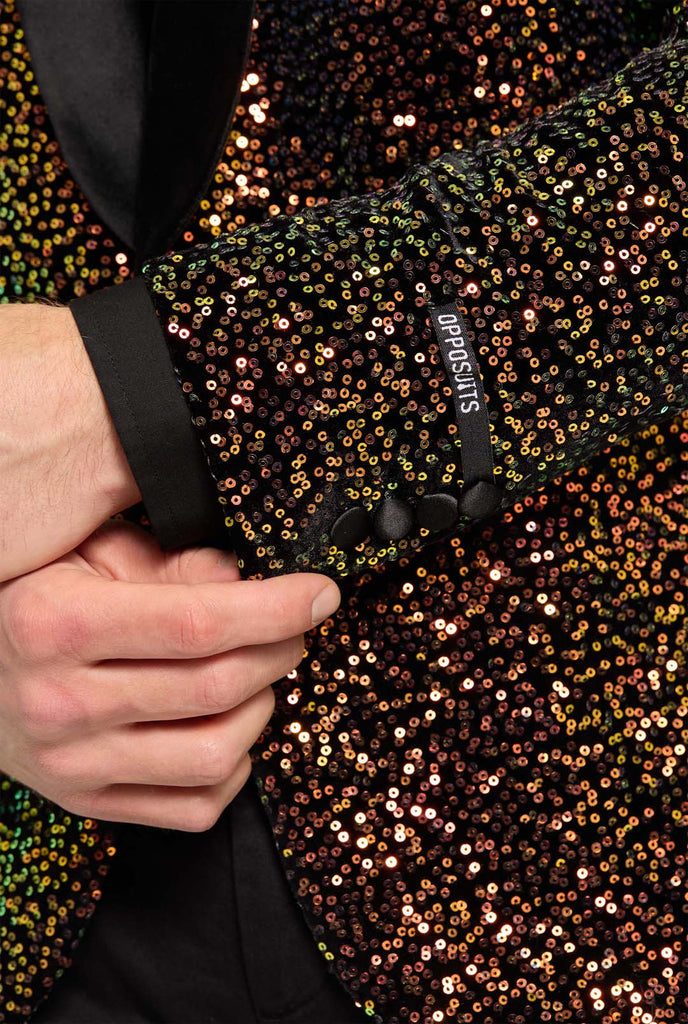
2, 1, 688, 1021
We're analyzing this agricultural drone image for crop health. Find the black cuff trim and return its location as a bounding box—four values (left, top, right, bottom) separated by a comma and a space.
69, 277, 225, 550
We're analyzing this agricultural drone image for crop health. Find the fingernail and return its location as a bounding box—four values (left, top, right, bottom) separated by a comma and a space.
311, 582, 340, 625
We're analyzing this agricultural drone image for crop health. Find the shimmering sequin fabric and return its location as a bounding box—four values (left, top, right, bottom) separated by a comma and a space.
144, 26, 688, 578
1, 1, 688, 1022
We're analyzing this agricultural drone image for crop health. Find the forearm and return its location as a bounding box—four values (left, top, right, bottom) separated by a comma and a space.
0, 302, 140, 582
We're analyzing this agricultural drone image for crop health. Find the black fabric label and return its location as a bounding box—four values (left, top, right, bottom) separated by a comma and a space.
430, 302, 495, 486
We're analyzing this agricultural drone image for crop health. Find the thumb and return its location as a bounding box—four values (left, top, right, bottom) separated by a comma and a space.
75, 519, 240, 584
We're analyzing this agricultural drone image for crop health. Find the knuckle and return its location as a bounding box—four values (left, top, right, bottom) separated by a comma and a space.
238, 755, 253, 788
187, 757, 252, 830
227, 661, 259, 708
185, 795, 223, 833
3, 587, 54, 660
17, 678, 83, 742
195, 738, 233, 786
15, 682, 50, 738
236, 753, 252, 782
34, 743, 78, 788
223, 758, 252, 811
194, 659, 227, 714
51, 602, 93, 660
53, 790, 94, 818
174, 594, 221, 655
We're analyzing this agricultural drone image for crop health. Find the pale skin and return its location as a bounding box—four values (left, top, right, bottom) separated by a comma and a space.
0, 304, 341, 829
0, 303, 143, 582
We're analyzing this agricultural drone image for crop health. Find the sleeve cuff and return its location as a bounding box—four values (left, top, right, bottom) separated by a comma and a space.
69, 277, 226, 551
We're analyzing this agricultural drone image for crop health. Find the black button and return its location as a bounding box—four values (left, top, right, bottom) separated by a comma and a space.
330, 507, 372, 550
415, 493, 459, 533
458, 480, 503, 520
373, 498, 414, 541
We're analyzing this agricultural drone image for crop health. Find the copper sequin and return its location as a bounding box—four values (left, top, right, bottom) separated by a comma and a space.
2, 1, 688, 1022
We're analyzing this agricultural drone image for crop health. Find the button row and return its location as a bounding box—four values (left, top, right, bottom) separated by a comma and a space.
330, 482, 503, 551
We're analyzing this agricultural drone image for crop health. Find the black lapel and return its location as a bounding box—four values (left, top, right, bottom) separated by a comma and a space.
17, 0, 255, 264
134, 0, 255, 265
17, 0, 152, 251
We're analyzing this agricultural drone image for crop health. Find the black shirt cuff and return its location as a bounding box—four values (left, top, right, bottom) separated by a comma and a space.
69, 277, 225, 551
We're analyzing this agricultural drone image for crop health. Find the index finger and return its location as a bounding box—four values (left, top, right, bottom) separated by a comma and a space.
47, 570, 341, 661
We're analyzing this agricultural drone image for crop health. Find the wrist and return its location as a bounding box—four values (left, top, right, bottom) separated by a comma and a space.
0, 300, 141, 581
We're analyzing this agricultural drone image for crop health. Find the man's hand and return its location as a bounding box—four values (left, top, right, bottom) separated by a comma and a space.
0, 302, 140, 582
0, 520, 340, 831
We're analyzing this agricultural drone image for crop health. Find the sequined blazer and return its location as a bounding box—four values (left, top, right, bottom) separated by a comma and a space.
1, 1, 688, 1021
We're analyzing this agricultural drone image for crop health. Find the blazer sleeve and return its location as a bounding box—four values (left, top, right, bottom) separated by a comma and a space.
69, 19, 688, 580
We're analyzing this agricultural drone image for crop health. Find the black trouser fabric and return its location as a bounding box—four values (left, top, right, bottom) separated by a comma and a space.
32, 776, 367, 1023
